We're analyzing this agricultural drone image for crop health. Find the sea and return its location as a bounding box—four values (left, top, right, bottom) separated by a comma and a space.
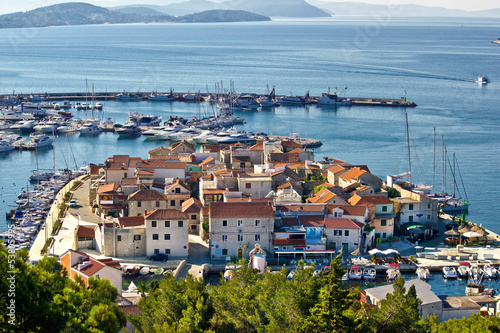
0, 17, 499, 278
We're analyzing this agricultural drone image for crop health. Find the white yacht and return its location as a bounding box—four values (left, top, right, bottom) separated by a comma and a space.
442, 266, 458, 279
155, 126, 185, 140
192, 129, 222, 144
416, 266, 432, 280
116, 122, 141, 137
79, 122, 102, 135
168, 127, 201, 142
57, 122, 79, 134
477, 75, 488, 84
11, 119, 37, 133
0, 140, 15, 152
34, 120, 61, 134
24, 135, 54, 149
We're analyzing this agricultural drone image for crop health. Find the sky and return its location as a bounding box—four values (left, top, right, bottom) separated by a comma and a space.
0, 0, 498, 15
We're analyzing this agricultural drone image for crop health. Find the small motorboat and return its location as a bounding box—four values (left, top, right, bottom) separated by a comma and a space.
416, 266, 432, 280
442, 266, 458, 279
483, 264, 497, 279
476, 75, 488, 84
342, 272, 349, 281
387, 264, 400, 281
471, 265, 483, 280
154, 267, 164, 275
287, 269, 296, 280
348, 266, 363, 280
458, 262, 471, 278
363, 266, 377, 281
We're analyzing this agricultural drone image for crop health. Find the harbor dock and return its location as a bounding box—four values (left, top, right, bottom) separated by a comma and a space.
0, 91, 417, 108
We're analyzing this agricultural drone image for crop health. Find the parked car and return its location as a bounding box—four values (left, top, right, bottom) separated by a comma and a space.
69, 199, 77, 207
148, 253, 169, 261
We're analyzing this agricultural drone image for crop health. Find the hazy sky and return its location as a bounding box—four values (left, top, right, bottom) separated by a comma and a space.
0, 0, 498, 15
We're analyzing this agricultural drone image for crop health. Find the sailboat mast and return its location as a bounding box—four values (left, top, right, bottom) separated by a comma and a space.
432, 128, 436, 195
453, 153, 456, 198
405, 113, 412, 189
442, 138, 446, 195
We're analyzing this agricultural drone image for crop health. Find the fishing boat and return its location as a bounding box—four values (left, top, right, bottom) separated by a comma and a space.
348, 266, 363, 280
154, 267, 164, 275
115, 92, 142, 101
317, 87, 352, 106
122, 265, 140, 276
442, 266, 458, 279
363, 266, 377, 281
148, 91, 176, 101
387, 264, 400, 281
483, 264, 497, 279
416, 266, 432, 280
457, 262, 471, 278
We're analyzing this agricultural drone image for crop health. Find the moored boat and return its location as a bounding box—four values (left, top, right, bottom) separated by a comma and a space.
387, 264, 400, 281
457, 262, 470, 278
363, 266, 377, 281
483, 264, 497, 279
416, 266, 432, 280
442, 266, 458, 279
348, 266, 363, 280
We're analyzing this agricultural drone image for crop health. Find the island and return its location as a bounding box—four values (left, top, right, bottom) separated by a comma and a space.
0, 2, 270, 29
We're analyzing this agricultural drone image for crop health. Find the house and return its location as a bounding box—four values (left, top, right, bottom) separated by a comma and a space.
325, 205, 369, 223
299, 215, 326, 250
327, 165, 347, 185
288, 148, 314, 162
281, 140, 302, 153
237, 173, 273, 199
120, 177, 141, 196
352, 185, 376, 197
75, 225, 96, 251
364, 279, 443, 319
323, 217, 364, 252
164, 179, 191, 209
231, 147, 264, 172
95, 217, 146, 258
390, 184, 439, 233
148, 141, 195, 158
269, 167, 302, 189
209, 202, 275, 260
349, 194, 395, 246
144, 209, 189, 259
127, 189, 167, 217
105, 155, 142, 184
338, 166, 383, 192
273, 217, 307, 253
182, 197, 204, 235
97, 183, 127, 217
60, 250, 122, 295
307, 188, 349, 205
135, 160, 187, 185
266, 182, 303, 204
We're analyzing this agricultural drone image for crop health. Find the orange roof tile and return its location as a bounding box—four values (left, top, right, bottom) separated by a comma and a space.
165, 179, 191, 192
118, 216, 145, 228
324, 218, 364, 229
128, 189, 167, 201
308, 188, 337, 204
339, 167, 366, 182
76, 225, 95, 238
137, 160, 187, 169
288, 148, 304, 154
300, 215, 325, 227
145, 209, 189, 220
97, 183, 120, 195
210, 202, 274, 218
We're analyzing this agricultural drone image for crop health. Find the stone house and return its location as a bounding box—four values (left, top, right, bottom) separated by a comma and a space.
164, 179, 191, 209
144, 209, 189, 259
104, 155, 142, 184
307, 188, 349, 205
97, 183, 127, 217
323, 217, 364, 252
237, 173, 273, 199
95, 217, 146, 258
127, 189, 167, 217
209, 201, 275, 260
338, 167, 383, 192
182, 197, 204, 235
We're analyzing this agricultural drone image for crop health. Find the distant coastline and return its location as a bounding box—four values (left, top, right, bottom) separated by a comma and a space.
0, 3, 270, 30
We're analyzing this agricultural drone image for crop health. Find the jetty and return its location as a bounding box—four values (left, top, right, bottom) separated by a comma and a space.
0, 90, 417, 108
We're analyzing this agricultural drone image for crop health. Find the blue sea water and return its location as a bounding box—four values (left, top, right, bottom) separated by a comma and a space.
0, 17, 499, 243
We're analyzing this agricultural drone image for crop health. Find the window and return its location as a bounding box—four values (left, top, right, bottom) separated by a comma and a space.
191, 214, 197, 220
427, 203, 431, 209
117, 235, 122, 241
165, 249, 170, 254
123, 173, 127, 178
164, 221, 170, 227
427, 215, 431, 220
151, 221, 157, 228
222, 220, 228, 227
381, 219, 387, 226
246, 183, 251, 189
238, 235, 243, 242
255, 234, 261, 242
409, 215, 414, 223
240, 162, 246, 169
191, 225, 197, 230
154, 249, 159, 254
222, 249, 228, 255
382, 205, 387, 212
152, 234, 159, 240
156, 201, 160, 207
334, 230, 342, 236
282, 246, 286, 250
180, 200, 184, 206
344, 230, 349, 237
138, 202, 142, 208
383, 232, 387, 239
222, 235, 228, 242
178, 221, 183, 227
134, 235, 141, 241
237, 219, 243, 227
409, 203, 414, 211
175, 188, 181, 193
255, 219, 261, 227
164, 234, 170, 240
170, 200, 175, 207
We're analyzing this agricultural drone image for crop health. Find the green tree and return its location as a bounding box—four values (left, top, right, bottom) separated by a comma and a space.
424, 313, 500, 333
373, 275, 424, 333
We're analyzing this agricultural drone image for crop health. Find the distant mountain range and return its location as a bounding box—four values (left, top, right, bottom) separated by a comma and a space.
308, 0, 500, 18
113, 0, 500, 18
112, 0, 331, 18
0, 2, 269, 29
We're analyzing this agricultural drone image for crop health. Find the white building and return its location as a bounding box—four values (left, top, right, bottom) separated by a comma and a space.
144, 209, 189, 259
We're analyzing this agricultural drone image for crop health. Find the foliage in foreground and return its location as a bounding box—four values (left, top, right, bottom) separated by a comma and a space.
0, 245, 125, 332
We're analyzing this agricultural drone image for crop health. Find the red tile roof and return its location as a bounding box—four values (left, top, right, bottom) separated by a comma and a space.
324, 218, 364, 229
340, 167, 367, 182
165, 179, 191, 192
76, 225, 95, 238
308, 188, 337, 204
137, 160, 187, 169
282, 217, 300, 226
300, 215, 325, 227
145, 209, 189, 220
281, 140, 302, 148
349, 195, 392, 206
182, 197, 204, 213
97, 183, 120, 195
128, 189, 167, 201
121, 178, 138, 186
325, 204, 368, 217
90, 164, 104, 175
148, 146, 170, 154
288, 148, 304, 154
210, 202, 274, 218
118, 216, 145, 228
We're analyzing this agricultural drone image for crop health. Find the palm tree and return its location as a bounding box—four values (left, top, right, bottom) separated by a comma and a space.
137, 281, 149, 297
